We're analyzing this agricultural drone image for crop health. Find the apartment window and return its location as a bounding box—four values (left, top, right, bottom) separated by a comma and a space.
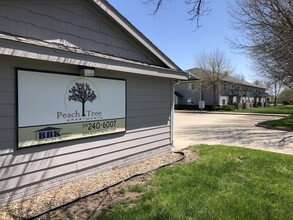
188, 83, 195, 90
187, 98, 195, 105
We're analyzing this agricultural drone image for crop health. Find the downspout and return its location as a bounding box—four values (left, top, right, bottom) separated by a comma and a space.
171, 79, 180, 147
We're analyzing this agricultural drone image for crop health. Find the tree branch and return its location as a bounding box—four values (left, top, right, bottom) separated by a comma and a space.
141, 0, 210, 29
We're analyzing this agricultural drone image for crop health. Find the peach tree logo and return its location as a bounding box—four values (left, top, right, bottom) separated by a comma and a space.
68, 82, 97, 116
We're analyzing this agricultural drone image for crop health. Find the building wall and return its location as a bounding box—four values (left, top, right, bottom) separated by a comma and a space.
220, 82, 267, 107
175, 81, 218, 108
175, 81, 200, 106
175, 79, 267, 109
201, 87, 215, 106
0, 0, 165, 67
0, 55, 173, 205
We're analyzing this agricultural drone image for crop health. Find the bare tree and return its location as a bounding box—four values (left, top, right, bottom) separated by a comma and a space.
195, 49, 233, 109
233, 73, 246, 81
229, 0, 293, 89
141, 0, 211, 28
68, 82, 97, 116
278, 87, 293, 105
253, 79, 264, 87
265, 79, 284, 107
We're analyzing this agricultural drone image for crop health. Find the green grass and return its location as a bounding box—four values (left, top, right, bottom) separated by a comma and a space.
236, 105, 293, 114
91, 145, 293, 220
176, 105, 293, 114
235, 105, 293, 130
259, 114, 293, 130
129, 184, 146, 193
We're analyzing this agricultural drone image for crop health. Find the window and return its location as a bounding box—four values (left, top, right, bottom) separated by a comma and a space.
188, 83, 195, 90
187, 98, 195, 105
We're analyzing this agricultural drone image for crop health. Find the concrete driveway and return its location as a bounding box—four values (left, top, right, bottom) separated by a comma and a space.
173, 112, 293, 155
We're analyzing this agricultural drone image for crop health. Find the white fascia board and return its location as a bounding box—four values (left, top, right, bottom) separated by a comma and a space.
0, 39, 188, 80
93, 0, 181, 71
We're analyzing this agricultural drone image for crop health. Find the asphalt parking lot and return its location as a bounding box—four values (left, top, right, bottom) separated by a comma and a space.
173, 112, 293, 155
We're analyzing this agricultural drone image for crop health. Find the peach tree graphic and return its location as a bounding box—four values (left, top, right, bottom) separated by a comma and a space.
68, 82, 97, 116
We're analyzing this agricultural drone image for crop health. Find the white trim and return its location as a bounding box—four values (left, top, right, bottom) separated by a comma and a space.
171, 80, 181, 146
0, 38, 188, 80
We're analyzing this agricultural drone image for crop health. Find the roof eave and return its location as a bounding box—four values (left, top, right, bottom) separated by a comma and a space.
0, 36, 187, 80
92, 0, 182, 71
221, 78, 266, 89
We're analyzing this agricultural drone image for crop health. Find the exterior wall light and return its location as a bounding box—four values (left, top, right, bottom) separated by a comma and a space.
79, 67, 95, 77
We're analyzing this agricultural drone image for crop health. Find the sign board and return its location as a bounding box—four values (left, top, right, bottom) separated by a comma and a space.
17, 70, 126, 148
199, 100, 205, 109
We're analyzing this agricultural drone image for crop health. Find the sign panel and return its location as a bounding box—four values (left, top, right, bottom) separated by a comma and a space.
198, 101, 205, 109
17, 70, 126, 148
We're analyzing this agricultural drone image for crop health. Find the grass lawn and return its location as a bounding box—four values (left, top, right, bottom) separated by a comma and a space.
91, 145, 293, 220
236, 105, 293, 130
258, 114, 293, 130
236, 105, 293, 114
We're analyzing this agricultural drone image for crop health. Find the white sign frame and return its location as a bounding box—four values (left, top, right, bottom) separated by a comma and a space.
17, 69, 126, 148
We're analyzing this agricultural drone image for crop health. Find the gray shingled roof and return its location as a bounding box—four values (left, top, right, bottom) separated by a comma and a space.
186, 68, 265, 89
0, 33, 188, 80
222, 75, 265, 89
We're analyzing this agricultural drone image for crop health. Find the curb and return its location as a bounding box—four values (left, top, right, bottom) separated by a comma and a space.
175, 110, 289, 117
255, 123, 293, 132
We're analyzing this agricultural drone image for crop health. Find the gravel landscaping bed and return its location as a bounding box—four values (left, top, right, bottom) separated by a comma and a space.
0, 151, 185, 220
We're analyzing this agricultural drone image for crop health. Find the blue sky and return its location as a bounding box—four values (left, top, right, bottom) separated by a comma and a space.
108, 0, 256, 82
